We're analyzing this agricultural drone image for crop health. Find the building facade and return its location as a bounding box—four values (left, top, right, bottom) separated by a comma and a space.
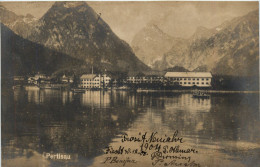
165, 72, 212, 87
80, 74, 111, 89
27, 73, 47, 84
126, 71, 165, 84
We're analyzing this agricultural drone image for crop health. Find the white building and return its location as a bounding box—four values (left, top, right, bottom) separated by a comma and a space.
80, 74, 111, 89
61, 74, 73, 83
165, 72, 212, 87
27, 73, 47, 84
126, 71, 165, 84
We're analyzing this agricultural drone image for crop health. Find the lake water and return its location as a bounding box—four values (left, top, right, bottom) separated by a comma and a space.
2, 87, 260, 167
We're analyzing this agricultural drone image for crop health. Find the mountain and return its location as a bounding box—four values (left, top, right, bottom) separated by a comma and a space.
164, 66, 190, 72
192, 65, 208, 72
155, 10, 259, 76
190, 26, 216, 42
25, 2, 148, 72
0, 4, 37, 38
1, 23, 84, 79
1, 2, 149, 73
131, 23, 176, 67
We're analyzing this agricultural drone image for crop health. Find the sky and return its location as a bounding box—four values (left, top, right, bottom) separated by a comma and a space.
1, 1, 259, 43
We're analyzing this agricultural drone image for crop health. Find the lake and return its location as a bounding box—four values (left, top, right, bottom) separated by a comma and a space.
2, 87, 260, 167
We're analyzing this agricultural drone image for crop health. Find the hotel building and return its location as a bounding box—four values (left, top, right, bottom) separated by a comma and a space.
164, 72, 212, 87
80, 74, 111, 89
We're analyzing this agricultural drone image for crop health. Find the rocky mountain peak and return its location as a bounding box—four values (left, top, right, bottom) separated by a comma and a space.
155, 9, 259, 76
25, 2, 149, 72
131, 23, 176, 67
41, 1, 99, 22
191, 26, 216, 41
1, 2, 149, 74
25, 13, 34, 19
143, 23, 173, 39
146, 23, 162, 31
52, 1, 87, 8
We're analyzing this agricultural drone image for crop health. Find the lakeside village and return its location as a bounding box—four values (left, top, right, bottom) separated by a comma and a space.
13, 71, 213, 93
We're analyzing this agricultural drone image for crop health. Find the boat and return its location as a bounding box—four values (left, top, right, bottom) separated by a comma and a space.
192, 91, 210, 99
116, 86, 130, 90
71, 88, 85, 93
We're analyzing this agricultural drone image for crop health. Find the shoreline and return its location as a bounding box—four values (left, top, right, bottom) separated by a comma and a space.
18, 85, 259, 94
135, 89, 260, 94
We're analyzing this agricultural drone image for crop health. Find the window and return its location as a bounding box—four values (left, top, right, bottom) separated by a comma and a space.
188, 82, 191, 84
202, 78, 204, 81
192, 82, 195, 84
206, 82, 209, 85
184, 78, 186, 80
206, 78, 209, 81
197, 78, 199, 81
188, 78, 191, 80
180, 82, 182, 84
197, 82, 199, 84
202, 82, 204, 84
193, 78, 195, 80
184, 82, 186, 84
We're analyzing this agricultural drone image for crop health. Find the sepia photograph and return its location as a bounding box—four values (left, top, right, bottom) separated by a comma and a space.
1, 1, 259, 167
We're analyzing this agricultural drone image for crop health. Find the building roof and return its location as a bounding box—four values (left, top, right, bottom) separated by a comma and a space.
80, 74, 97, 79
165, 72, 212, 78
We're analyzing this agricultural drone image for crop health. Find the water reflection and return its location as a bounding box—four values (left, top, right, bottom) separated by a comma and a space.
2, 89, 260, 167
163, 93, 211, 112
81, 91, 111, 108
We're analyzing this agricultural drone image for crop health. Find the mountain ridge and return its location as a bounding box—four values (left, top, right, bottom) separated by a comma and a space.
153, 9, 259, 76
1, 23, 84, 78
131, 23, 177, 67
1, 2, 149, 73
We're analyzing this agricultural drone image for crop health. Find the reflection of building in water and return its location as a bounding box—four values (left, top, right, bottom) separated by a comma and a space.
80, 91, 163, 109
26, 88, 67, 105
111, 91, 128, 105
81, 91, 111, 108
62, 91, 73, 105
26, 87, 41, 104
161, 93, 212, 136
164, 94, 211, 112
165, 72, 212, 87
